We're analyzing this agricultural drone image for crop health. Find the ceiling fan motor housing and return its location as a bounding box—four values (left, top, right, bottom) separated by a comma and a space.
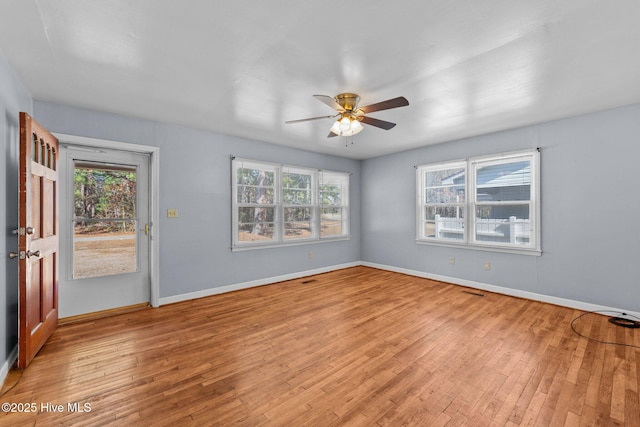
335, 93, 360, 111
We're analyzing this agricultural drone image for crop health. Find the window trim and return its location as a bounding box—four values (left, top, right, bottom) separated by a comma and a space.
232, 158, 350, 250
416, 149, 541, 255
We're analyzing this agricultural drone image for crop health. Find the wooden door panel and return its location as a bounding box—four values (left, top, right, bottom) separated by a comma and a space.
43, 178, 55, 237
42, 255, 56, 315
18, 112, 59, 368
27, 262, 42, 327
30, 175, 42, 238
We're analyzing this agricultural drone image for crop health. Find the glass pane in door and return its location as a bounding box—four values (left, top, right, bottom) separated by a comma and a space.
73, 162, 138, 279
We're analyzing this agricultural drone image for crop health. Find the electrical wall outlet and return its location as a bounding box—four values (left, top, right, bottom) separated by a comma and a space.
449, 257, 455, 265
308, 251, 313, 260
167, 209, 179, 218
483, 261, 491, 270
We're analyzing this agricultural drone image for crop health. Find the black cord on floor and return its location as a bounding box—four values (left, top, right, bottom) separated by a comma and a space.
570, 310, 640, 349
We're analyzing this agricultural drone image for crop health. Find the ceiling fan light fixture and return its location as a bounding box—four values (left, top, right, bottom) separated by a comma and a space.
339, 117, 352, 132
350, 119, 363, 134
330, 116, 363, 137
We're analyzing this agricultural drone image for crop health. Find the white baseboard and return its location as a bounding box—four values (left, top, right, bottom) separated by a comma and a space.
362, 261, 640, 318
158, 262, 361, 306
0, 345, 18, 388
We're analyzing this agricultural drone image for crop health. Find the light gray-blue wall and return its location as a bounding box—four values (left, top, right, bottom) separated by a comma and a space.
33, 101, 362, 298
361, 103, 640, 313
0, 53, 33, 375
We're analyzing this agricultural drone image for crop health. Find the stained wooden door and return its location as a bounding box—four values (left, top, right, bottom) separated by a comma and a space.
17, 112, 59, 368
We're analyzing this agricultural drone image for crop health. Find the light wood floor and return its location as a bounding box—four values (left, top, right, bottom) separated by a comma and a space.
1, 266, 639, 426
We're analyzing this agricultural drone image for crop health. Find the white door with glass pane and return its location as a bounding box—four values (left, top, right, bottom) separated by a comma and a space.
58, 147, 150, 318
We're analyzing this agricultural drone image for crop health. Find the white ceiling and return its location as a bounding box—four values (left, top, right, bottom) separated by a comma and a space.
1, 1, 639, 159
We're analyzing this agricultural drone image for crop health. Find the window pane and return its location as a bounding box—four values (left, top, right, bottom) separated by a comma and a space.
73, 220, 137, 279
282, 188, 311, 205
74, 168, 137, 219
476, 160, 530, 202
283, 189, 311, 205
238, 223, 275, 242
73, 164, 138, 279
283, 172, 312, 205
475, 205, 530, 244
284, 207, 312, 240
237, 186, 275, 204
237, 207, 276, 242
236, 167, 274, 186
238, 206, 275, 223
284, 207, 311, 222
475, 204, 529, 220
425, 206, 465, 220
321, 207, 343, 237
320, 184, 343, 206
425, 167, 465, 203
426, 186, 465, 204
425, 206, 465, 240
283, 173, 311, 188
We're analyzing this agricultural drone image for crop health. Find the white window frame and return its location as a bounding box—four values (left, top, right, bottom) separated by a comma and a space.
319, 171, 350, 239
417, 149, 541, 255
234, 159, 279, 246
417, 160, 467, 244
232, 158, 350, 250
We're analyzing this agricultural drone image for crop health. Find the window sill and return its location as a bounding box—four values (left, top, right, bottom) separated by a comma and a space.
416, 239, 541, 256
232, 236, 351, 252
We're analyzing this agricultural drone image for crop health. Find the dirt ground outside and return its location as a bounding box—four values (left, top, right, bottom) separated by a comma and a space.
73, 232, 137, 279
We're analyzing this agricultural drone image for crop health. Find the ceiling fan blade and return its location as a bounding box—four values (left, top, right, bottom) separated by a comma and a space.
313, 95, 345, 112
359, 116, 397, 130
358, 96, 409, 114
285, 114, 338, 124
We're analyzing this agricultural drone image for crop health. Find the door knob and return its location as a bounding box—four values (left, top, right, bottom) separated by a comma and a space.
10, 227, 34, 235
26, 250, 40, 258
9, 252, 19, 259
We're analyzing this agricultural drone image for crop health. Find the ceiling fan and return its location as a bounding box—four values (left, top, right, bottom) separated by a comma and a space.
285, 93, 409, 137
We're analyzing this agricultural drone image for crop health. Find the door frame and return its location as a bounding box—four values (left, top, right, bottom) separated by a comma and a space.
54, 133, 160, 308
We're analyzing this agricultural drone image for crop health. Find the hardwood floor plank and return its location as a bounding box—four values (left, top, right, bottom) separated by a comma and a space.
1, 266, 638, 426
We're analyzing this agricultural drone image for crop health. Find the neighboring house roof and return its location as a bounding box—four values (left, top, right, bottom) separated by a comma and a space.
477, 161, 530, 189
442, 161, 530, 188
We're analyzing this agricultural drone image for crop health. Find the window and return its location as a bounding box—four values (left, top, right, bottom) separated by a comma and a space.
282, 167, 314, 241
417, 150, 540, 253
232, 158, 349, 249
73, 161, 139, 279
319, 171, 349, 238
235, 160, 277, 244
420, 161, 467, 243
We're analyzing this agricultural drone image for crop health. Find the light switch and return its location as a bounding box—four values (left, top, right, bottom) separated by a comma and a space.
167, 209, 179, 218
